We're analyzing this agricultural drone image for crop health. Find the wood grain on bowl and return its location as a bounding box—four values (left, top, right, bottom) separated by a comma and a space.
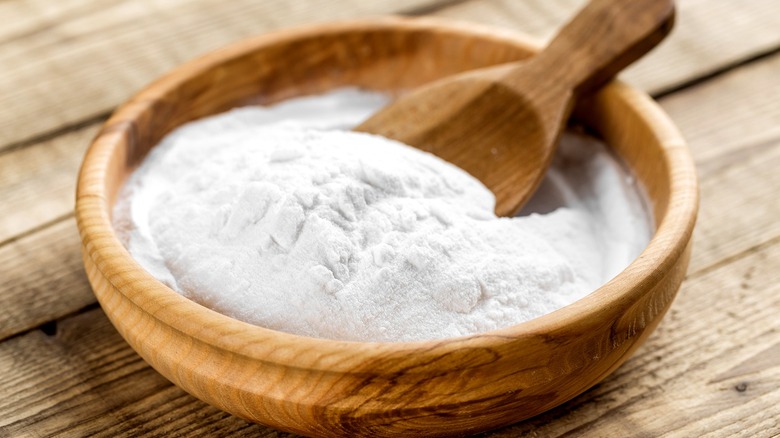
76, 17, 697, 437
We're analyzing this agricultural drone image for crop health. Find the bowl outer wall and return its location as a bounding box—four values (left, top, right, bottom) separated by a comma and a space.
75, 16, 698, 437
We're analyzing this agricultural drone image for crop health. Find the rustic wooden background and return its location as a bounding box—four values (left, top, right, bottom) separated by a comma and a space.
1, 0, 779, 436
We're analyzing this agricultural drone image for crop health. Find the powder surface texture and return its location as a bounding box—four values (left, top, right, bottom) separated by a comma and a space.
114, 89, 651, 342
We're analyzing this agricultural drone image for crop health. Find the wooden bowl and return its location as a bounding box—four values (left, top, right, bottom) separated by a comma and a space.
76, 17, 698, 437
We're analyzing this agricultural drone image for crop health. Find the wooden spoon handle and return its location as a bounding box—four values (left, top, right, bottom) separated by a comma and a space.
527, 0, 675, 96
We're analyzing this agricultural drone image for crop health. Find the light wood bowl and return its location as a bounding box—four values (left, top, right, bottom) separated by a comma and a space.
76, 17, 698, 437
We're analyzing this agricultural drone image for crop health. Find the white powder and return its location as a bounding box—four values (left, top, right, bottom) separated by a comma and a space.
114, 88, 651, 342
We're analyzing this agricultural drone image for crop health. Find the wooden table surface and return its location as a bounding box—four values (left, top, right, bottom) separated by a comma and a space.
1, 0, 779, 436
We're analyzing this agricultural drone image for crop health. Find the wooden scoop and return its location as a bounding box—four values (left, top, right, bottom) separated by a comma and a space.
357, 0, 675, 216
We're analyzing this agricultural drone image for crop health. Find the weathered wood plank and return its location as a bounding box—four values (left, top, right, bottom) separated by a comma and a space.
436, 0, 584, 41
0, 126, 97, 244
0, 308, 276, 437
0, 0, 449, 152
657, 54, 780, 273
435, 0, 780, 95
0, 217, 93, 342
688, 133, 780, 274
660, 54, 780, 164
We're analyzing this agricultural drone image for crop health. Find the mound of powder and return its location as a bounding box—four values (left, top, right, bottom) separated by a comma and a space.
114, 89, 650, 342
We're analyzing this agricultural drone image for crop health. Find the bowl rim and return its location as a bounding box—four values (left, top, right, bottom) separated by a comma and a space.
76, 16, 698, 371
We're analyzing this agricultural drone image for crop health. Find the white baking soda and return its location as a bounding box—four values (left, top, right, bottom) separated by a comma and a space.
113, 88, 651, 342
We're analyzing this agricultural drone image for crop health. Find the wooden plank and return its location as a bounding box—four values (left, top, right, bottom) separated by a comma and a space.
434, 0, 584, 41
659, 53, 780, 163
2, 235, 778, 436
688, 133, 780, 274
0, 217, 94, 342
0, 0, 448, 152
0, 308, 273, 437
0, 126, 97, 244
435, 0, 780, 95
656, 54, 780, 273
